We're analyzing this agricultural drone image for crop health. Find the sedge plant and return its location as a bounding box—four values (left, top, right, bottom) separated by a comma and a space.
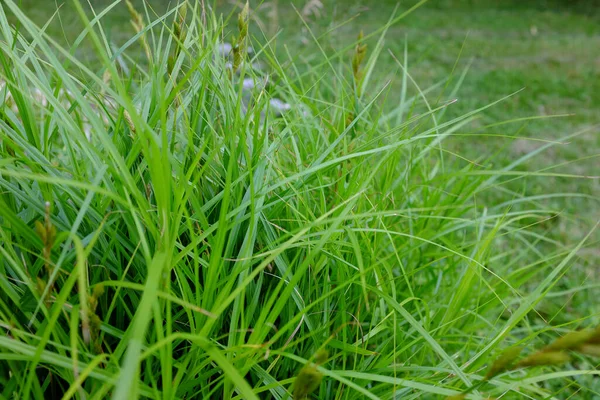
0, 1, 598, 399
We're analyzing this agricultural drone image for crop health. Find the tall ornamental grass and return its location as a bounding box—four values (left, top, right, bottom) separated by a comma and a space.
0, 1, 598, 398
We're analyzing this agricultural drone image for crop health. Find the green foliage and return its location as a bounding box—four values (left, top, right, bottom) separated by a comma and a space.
0, 1, 597, 399
448, 328, 600, 398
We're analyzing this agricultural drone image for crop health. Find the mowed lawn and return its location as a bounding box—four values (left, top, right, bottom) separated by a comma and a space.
269, 0, 600, 223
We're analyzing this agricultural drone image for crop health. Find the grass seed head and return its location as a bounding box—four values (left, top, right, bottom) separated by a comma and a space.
126, 0, 144, 33
516, 351, 571, 368
232, 2, 250, 74
169, 4, 188, 75
314, 349, 328, 365
587, 326, 600, 345
238, 2, 250, 37
178, 3, 187, 25
352, 30, 367, 78
123, 109, 136, 133
576, 344, 600, 357
352, 30, 368, 96
35, 220, 47, 244
125, 0, 152, 60
35, 203, 56, 249
484, 346, 523, 379
293, 364, 323, 399
542, 329, 595, 353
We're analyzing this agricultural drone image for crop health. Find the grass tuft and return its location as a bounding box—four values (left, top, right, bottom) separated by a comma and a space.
0, 1, 598, 399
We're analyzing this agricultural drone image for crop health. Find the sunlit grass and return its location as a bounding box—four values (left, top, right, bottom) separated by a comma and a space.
0, 1, 598, 399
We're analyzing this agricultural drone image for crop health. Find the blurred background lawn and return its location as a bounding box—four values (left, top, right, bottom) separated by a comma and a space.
11, 0, 600, 241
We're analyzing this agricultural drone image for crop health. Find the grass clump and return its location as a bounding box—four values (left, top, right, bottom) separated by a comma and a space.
0, 1, 598, 399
